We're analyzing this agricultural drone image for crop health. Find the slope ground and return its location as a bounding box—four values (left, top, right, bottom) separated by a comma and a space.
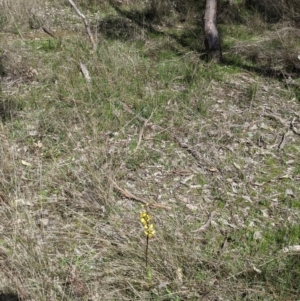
0, 1, 299, 300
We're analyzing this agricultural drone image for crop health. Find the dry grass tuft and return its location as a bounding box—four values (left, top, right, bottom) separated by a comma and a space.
0, 1, 300, 300
0, 0, 41, 33
246, 0, 300, 23
230, 25, 300, 75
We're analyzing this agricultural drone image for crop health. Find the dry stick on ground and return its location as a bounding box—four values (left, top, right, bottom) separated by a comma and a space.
79, 61, 91, 84
191, 211, 215, 233
263, 112, 300, 148
68, 0, 96, 50
263, 112, 287, 127
134, 111, 153, 153
290, 117, 300, 136
225, 255, 283, 281
120, 102, 205, 167
108, 177, 171, 210
278, 132, 288, 150
42, 26, 57, 39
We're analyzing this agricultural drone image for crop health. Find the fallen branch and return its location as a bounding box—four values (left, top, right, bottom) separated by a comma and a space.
68, 0, 96, 50
108, 177, 171, 210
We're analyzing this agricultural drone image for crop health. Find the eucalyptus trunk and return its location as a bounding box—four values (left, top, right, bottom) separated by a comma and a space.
203, 0, 222, 62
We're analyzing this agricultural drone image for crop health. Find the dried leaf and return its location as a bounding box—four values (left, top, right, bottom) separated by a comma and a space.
253, 266, 262, 274
285, 189, 295, 197
34, 141, 43, 148
39, 218, 49, 227
176, 267, 183, 284
253, 231, 263, 240
21, 160, 32, 167
260, 209, 269, 218
185, 203, 198, 211
79, 61, 91, 83
14, 199, 33, 206
279, 174, 290, 179
233, 162, 241, 170
252, 182, 265, 187
28, 130, 38, 136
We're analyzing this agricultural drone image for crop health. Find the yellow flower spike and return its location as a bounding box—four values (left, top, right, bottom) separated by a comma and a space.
139, 206, 155, 269
140, 211, 151, 223
148, 232, 155, 239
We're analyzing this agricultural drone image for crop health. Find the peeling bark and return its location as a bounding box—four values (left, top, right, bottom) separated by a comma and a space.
203, 0, 222, 62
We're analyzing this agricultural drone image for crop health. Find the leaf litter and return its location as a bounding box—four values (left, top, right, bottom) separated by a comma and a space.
0, 2, 299, 300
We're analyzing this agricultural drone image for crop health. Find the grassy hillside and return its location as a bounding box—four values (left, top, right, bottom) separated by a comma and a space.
0, 1, 299, 300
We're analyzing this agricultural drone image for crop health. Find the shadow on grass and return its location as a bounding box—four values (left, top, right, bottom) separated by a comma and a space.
101, 0, 300, 88
0, 98, 21, 122
0, 292, 21, 301
98, 15, 141, 41
222, 57, 285, 78
245, 0, 300, 23
223, 56, 300, 98
240, 255, 300, 298
101, 0, 205, 53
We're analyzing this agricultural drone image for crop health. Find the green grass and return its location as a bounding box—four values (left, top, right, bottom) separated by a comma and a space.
0, 1, 300, 300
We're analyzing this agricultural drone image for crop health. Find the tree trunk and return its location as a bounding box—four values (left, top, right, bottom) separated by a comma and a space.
203, 0, 222, 63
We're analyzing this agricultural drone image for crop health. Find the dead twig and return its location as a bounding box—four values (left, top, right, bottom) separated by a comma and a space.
79, 61, 91, 84
278, 132, 287, 150
263, 112, 300, 149
192, 211, 215, 233
120, 102, 204, 167
226, 255, 282, 281
134, 111, 153, 153
68, 0, 96, 50
263, 112, 287, 127
108, 177, 171, 210
290, 118, 300, 136
42, 26, 57, 39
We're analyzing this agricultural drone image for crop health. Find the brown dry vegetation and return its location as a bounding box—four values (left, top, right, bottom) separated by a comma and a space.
0, 0, 300, 300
